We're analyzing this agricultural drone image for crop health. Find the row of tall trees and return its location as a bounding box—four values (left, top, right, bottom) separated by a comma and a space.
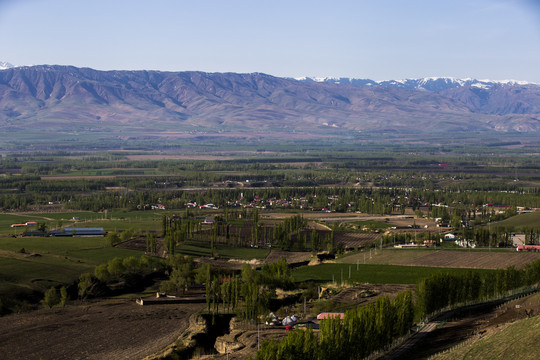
416, 259, 540, 316
380, 225, 538, 248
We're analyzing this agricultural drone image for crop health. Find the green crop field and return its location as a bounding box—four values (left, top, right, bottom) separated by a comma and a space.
0, 235, 109, 253
0, 210, 165, 235
491, 210, 540, 230
82, 219, 160, 233
176, 240, 270, 260
292, 263, 494, 284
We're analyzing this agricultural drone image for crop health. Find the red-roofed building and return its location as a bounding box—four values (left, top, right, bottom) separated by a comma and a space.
317, 312, 345, 320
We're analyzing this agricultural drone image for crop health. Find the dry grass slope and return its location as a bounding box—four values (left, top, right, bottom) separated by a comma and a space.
429, 315, 540, 360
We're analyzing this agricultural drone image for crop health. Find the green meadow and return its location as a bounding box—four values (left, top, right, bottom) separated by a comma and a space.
0, 210, 164, 236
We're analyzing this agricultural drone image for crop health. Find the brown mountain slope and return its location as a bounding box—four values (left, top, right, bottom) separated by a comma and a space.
1, 66, 539, 138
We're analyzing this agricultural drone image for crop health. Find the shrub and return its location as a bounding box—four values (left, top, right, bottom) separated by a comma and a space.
42, 287, 60, 309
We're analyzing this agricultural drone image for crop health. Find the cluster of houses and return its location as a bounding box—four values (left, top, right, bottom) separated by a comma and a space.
137, 204, 166, 210
265, 312, 346, 331
184, 196, 317, 211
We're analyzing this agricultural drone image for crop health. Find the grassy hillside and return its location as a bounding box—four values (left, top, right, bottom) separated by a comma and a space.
430, 315, 540, 360
0, 236, 141, 297
491, 210, 540, 230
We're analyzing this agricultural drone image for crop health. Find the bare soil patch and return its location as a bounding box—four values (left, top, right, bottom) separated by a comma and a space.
125, 155, 235, 161
195, 257, 257, 271
41, 174, 177, 180
343, 249, 540, 270
0, 299, 204, 360
335, 232, 381, 249
194, 250, 312, 271
330, 283, 415, 305
387, 217, 438, 231
210, 323, 290, 360
41, 175, 117, 180
116, 237, 167, 257
261, 212, 357, 220
404, 251, 540, 269
263, 250, 312, 265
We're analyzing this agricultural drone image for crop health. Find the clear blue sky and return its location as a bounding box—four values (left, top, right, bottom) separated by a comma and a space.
1, 0, 539, 82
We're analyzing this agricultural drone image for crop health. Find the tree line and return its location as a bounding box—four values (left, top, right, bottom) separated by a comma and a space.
256, 290, 414, 360
416, 259, 540, 316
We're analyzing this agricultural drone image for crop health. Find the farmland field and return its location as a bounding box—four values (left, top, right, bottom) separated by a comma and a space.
0, 210, 164, 236
338, 248, 540, 269
175, 240, 270, 260
334, 232, 381, 249
291, 263, 494, 284
0, 299, 205, 360
491, 210, 540, 229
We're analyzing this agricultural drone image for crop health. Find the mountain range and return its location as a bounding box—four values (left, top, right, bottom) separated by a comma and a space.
1, 64, 540, 142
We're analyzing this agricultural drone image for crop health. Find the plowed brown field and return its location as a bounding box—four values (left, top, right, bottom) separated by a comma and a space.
0, 299, 204, 360
341, 249, 540, 269
403, 251, 540, 269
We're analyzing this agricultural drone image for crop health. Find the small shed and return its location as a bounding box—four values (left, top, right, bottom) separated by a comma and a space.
444, 233, 456, 241
50, 227, 105, 237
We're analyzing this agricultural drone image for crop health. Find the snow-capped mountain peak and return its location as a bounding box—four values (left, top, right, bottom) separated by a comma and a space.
0, 61, 15, 70
294, 76, 537, 92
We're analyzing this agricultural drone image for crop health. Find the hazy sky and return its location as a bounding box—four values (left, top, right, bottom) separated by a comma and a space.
1, 0, 540, 81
